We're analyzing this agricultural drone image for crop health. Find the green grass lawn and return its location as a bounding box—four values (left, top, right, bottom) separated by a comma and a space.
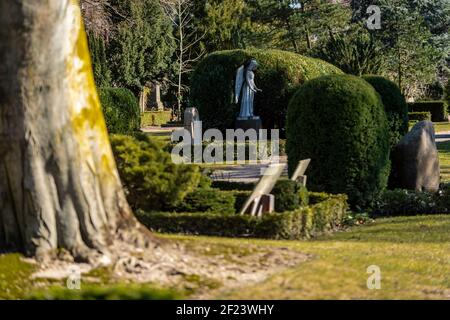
165, 215, 450, 300
438, 141, 450, 183
3, 215, 448, 300
435, 122, 450, 133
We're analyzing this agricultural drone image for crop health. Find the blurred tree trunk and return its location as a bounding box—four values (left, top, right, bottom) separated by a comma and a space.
0, 0, 148, 261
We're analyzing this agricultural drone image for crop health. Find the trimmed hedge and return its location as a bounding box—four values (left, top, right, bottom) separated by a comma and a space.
99, 88, 140, 134
408, 101, 448, 122
408, 112, 432, 122
136, 193, 348, 240
171, 188, 236, 215
272, 180, 309, 212
141, 111, 172, 127
287, 75, 391, 209
362, 75, 408, 147
190, 49, 343, 132
210, 180, 255, 191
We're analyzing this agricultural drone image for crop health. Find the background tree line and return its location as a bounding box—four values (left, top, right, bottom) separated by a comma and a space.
81, 0, 450, 115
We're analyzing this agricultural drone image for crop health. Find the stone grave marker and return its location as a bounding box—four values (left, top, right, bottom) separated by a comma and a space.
239, 163, 286, 217
291, 159, 311, 187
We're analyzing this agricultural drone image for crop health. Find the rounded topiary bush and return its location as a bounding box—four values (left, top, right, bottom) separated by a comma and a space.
362, 75, 408, 147
190, 49, 343, 132
99, 88, 140, 134
286, 75, 391, 209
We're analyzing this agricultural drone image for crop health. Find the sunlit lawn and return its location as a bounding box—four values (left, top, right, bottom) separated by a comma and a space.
438, 141, 450, 183
1, 215, 450, 300
165, 215, 450, 300
435, 122, 450, 133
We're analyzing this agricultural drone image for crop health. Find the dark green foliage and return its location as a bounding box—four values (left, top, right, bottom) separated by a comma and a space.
315, 26, 385, 76
190, 49, 343, 132
408, 112, 432, 122
363, 75, 409, 147
232, 190, 252, 213
408, 101, 449, 122
29, 285, 180, 300
108, 0, 174, 93
141, 111, 172, 127
110, 134, 202, 211
286, 75, 391, 209
272, 180, 309, 212
99, 88, 140, 134
87, 33, 111, 87
374, 189, 450, 216
210, 181, 255, 191
136, 193, 348, 239
172, 188, 236, 215
423, 81, 445, 100
446, 81, 450, 107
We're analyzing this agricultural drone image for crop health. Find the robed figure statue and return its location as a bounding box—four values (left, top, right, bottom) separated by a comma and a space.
235, 59, 262, 119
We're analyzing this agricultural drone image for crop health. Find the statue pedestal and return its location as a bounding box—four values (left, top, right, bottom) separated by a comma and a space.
235, 117, 262, 132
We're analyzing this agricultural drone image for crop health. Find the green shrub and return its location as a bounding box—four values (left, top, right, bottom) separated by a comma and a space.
272, 180, 309, 212
232, 190, 252, 213
210, 180, 255, 191
362, 75, 408, 147
374, 189, 450, 216
408, 112, 432, 122
190, 49, 343, 132
29, 285, 179, 300
408, 101, 448, 122
141, 111, 172, 127
136, 192, 348, 239
286, 75, 391, 209
99, 88, 140, 134
110, 134, 202, 211
172, 188, 236, 215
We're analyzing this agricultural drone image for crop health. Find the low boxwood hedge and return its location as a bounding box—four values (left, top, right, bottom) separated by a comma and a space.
408, 112, 432, 122
210, 181, 255, 191
272, 180, 309, 212
408, 101, 448, 122
171, 188, 236, 215
136, 193, 348, 240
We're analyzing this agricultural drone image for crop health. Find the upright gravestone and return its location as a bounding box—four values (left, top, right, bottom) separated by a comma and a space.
239, 163, 286, 217
291, 159, 311, 187
184, 107, 200, 142
149, 82, 164, 111
392, 121, 440, 192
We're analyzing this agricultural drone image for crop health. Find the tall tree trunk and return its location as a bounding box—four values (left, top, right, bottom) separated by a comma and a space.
0, 0, 147, 261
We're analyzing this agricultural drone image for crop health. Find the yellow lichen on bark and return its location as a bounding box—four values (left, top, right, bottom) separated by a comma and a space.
66, 0, 117, 179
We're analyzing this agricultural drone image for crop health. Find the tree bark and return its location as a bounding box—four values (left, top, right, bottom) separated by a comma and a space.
0, 0, 147, 261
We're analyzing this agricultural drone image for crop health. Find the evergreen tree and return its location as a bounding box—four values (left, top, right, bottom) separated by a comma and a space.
314, 24, 385, 76
109, 0, 175, 93
375, 0, 440, 98
248, 0, 351, 53
87, 33, 112, 88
